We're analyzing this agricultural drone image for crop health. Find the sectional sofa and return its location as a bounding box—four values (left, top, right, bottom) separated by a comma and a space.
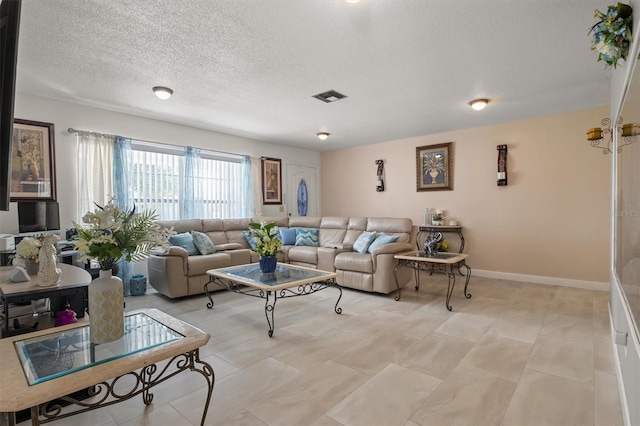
147, 216, 415, 298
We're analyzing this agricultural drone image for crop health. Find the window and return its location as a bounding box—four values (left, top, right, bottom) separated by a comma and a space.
130, 141, 247, 220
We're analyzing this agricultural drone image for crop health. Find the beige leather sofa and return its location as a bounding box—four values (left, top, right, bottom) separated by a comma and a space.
147, 216, 415, 298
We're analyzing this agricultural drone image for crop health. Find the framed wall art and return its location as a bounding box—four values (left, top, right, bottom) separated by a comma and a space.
416, 142, 453, 191
261, 157, 282, 204
10, 119, 57, 201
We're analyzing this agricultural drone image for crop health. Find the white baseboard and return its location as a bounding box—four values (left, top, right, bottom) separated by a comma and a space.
472, 269, 609, 291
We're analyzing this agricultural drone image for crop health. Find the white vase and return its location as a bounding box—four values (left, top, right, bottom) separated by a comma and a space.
89, 270, 125, 344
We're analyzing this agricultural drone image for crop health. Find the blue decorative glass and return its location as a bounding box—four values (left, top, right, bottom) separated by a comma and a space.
259, 255, 277, 274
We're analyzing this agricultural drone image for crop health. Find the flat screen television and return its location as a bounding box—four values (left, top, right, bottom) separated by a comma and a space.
17, 201, 60, 233
0, 0, 21, 211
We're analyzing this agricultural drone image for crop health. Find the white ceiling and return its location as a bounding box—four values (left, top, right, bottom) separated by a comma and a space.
16, 0, 612, 152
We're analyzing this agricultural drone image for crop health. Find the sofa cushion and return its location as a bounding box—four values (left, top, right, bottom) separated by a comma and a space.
288, 246, 318, 264
191, 230, 216, 255
367, 234, 399, 253
169, 232, 199, 256
335, 252, 374, 273
353, 231, 376, 253
295, 228, 319, 246
279, 228, 297, 245
187, 253, 232, 276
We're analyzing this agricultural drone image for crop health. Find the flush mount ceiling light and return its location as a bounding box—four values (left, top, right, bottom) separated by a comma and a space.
153, 86, 173, 100
469, 98, 489, 110
317, 132, 330, 140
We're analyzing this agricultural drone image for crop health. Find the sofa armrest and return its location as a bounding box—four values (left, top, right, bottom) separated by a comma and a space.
160, 245, 189, 258
323, 243, 353, 250
216, 242, 243, 251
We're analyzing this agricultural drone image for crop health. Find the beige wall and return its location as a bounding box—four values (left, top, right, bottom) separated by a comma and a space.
321, 106, 611, 284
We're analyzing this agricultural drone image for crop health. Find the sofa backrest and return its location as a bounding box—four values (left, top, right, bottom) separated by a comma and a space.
366, 217, 413, 243
343, 217, 368, 247
201, 219, 227, 245
319, 217, 348, 247
223, 218, 253, 247
157, 219, 203, 234
288, 216, 322, 229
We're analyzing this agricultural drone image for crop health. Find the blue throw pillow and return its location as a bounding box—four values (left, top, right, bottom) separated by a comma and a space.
243, 230, 257, 249
279, 228, 297, 245
295, 228, 319, 246
367, 233, 399, 254
191, 230, 216, 255
169, 232, 199, 256
353, 231, 376, 253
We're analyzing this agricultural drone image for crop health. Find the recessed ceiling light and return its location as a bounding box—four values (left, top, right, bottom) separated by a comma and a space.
153, 86, 173, 100
470, 98, 489, 110
317, 132, 330, 140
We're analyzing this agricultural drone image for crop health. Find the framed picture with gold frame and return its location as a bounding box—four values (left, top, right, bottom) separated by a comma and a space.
416, 142, 453, 191
262, 157, 282, 204
10, 119, 57, 201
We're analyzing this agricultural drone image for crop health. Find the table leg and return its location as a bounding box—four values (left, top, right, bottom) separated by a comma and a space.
204, 279, 215, 309
332, 281, 343, 314
2, 296, 8, 338
393, 264, 403, 301
414, 267, 421, 291
2, 411, 16, 426
445, 268, 456, 311
265, 290, 277, 337
462, 264, 472, 299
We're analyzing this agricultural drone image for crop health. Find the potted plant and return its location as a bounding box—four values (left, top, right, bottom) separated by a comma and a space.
248, 214, 282, 273
73, 198, 172, 343
432, 213, 444, 226
15, 236, 43, 275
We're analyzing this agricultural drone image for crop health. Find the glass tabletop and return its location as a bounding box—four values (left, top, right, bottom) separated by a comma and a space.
14, 313, 183, 385
214, 263, 332, 286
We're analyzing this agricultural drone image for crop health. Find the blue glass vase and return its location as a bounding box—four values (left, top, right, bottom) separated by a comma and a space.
259, 255, 277, 273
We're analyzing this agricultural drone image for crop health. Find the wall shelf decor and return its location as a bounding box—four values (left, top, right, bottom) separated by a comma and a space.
497, 144, 507, 186
586, 117, 639, 154
375, 159, 384, 192
416, 142, 454, 191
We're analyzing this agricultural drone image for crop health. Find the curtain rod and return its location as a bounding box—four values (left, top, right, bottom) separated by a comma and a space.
67, 127, 246, 158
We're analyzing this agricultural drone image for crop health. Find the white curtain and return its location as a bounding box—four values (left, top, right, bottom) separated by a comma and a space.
76, 133, 114, 220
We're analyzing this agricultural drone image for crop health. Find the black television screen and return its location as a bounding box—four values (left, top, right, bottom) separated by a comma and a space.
17, 201, 60, 233
0, 0, 21, 211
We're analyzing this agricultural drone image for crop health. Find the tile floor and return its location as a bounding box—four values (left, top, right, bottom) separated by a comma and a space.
13, 273, 624, 425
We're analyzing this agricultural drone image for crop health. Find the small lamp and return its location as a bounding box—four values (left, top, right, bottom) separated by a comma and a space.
153, 86, 173, 100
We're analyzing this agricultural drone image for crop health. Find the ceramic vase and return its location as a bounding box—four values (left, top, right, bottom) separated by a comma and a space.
37, 235, 62, 287
259, 255, 277, 273
89, 270, 124, 344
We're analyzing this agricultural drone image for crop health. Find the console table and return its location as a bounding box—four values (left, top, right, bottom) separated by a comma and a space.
0, 308, 214, 426
416, 225, 465, 253
0, 264, 92, 337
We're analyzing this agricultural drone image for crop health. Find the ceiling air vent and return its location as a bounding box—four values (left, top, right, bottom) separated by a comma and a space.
312, 90, 347, 103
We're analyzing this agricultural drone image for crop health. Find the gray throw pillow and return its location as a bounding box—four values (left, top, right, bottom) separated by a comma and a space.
191, 230, 216, 255
168, 232, 200, 256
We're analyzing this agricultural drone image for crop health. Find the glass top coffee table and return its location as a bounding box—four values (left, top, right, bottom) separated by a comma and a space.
0, 308, 214, 426
393, 251, 472, 311
205, 263, 342, 337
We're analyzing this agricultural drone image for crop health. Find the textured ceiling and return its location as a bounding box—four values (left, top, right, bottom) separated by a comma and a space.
16, 0, 611, 152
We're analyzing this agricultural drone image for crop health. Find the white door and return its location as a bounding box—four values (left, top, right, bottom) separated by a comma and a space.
286, 165, 318, 217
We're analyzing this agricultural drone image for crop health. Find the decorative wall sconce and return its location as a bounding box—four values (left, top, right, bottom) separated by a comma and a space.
497, 144, 507, 186
586, 117, 639, 154
375, 159, 385, 192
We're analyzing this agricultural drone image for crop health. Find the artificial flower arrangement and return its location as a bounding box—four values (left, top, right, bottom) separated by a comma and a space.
73, 199, 173, 271
439, 239, 449, 252
248, 214, 282, 257
589, 2, 634, 69
422, 153, 445, 174
15, 236, 43, 263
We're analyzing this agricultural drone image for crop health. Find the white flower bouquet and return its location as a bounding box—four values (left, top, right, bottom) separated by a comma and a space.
15, 236, 42, 262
